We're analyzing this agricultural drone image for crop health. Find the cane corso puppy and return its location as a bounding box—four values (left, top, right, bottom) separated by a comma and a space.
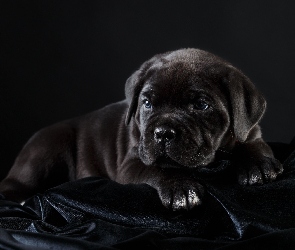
0, 48, 283, 210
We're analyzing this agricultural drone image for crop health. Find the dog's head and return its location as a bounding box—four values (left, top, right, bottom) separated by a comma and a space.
125, 48, 266, 168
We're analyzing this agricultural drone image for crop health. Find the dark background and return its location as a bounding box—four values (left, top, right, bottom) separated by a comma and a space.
1, 0, 295, 179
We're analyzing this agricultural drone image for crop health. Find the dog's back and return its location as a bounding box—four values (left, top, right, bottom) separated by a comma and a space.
0, 100, 128, 202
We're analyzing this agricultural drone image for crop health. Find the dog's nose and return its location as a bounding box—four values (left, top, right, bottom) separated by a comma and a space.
154, 126, 176, 143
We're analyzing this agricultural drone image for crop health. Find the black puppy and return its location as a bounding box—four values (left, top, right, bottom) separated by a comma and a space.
0, 48, 283, 210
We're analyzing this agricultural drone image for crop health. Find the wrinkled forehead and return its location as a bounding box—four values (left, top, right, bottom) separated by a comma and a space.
140, 60, 228, 103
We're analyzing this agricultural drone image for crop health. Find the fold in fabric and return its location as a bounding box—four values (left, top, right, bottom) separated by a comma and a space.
0, 141, 295, 249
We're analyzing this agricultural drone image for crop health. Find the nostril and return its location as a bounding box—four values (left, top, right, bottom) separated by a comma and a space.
154, 128, 162, 141
164, 130, 176, 142
154, 126, 176, 143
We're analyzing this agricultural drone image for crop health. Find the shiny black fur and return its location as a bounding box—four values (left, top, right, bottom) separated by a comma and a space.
0, 48, 283, 210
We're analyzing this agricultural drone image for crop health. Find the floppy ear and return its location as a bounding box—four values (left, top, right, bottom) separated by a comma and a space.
225, 68, 266, 142
125, 55, 163, 125
125, 69, 145, 125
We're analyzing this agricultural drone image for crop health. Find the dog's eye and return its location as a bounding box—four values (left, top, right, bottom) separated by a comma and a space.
144, 99, 152, 109
194, 100, 209, 110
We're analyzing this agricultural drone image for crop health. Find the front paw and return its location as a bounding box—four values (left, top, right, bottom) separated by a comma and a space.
237, 156, 283, 185
156, 178, 204, 211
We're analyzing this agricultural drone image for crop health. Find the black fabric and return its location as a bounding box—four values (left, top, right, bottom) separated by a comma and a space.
0, 141, 295, 249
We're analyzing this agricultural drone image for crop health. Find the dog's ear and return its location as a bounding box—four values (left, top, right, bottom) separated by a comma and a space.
225, 68, 266, 142
125, 69, 145, 125
125, 56, 162, 125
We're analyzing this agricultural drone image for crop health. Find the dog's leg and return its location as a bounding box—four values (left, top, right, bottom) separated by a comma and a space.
0, 123, 75, 202
233, 138, 283, 185
117, 152, 204, 211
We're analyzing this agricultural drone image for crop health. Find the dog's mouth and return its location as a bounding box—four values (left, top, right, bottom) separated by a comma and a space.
139, 133, 216, 168
152, 148, 216, 169
154, 155, 184, 169
154, 153, 212, 169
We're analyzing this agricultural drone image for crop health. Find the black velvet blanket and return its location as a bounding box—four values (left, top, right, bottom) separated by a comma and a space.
0, 140, 295, 250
